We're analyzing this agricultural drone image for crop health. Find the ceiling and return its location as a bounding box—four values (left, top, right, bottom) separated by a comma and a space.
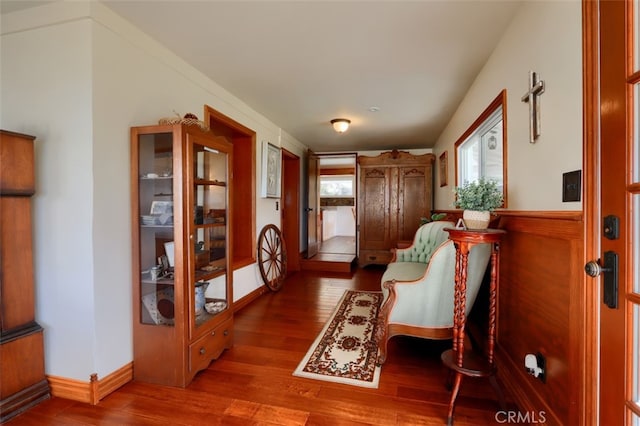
2, 1, 522, 153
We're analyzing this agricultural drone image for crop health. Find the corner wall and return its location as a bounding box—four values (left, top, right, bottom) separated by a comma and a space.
1, 1, 307, 384
434, 1, 582, 211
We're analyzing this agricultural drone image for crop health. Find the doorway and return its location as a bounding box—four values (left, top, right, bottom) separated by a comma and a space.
317, 154, 357, 257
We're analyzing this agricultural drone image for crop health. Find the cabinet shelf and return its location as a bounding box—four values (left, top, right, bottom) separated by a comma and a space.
195, 267, 226, 281
194, 178, 226, 186
141, 276, 175, 285
140, 176, 173, 181
195, 222, 226, 228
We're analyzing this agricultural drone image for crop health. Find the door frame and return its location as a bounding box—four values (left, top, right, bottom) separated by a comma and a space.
583, 0, 610, 423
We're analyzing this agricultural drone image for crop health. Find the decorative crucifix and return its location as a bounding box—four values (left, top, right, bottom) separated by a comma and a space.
521, 71, 545, 143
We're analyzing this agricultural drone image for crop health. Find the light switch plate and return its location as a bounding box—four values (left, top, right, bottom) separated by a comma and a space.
562, 170, 581, 202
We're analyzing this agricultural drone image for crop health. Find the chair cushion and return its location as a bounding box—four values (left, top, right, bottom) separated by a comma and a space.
395, 221, 454, 263
382, 262, 427, 284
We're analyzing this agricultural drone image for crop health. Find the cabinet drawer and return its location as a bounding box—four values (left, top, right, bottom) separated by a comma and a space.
189, 318, 233, 374
358, 249, 393, 266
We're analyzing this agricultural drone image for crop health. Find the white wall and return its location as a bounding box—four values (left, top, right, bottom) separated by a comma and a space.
2, 13, 97, 379
1, 1, 307, 381
433, 0, 582, 211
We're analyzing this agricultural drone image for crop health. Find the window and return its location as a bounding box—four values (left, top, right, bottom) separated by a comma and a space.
319, 175, 354, 197
455, 90, 507, 206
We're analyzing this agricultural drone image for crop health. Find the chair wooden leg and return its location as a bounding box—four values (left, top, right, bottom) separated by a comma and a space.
375, 318, 389, 365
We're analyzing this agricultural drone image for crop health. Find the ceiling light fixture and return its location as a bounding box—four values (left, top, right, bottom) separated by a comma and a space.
331, 118, 351, 133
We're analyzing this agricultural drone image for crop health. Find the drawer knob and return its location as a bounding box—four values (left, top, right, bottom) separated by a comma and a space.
211, 331, 216, 336
199, 347, 205, 355
223, 329, 229, 336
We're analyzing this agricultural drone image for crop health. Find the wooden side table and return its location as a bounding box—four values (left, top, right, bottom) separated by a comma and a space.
441, 228, 506, 425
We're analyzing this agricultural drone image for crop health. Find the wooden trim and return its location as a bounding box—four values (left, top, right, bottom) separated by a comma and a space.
203, 105, 257, 270
628, 182, 640, 192
0, 379, 50, 423
203, 106, 254, 135
232, 257, 255, 271
435, 209, 582, 220
97, 363, 133, 401
47, 362, 132, 405
357, 150, 434, 166
582, 0, 600, 425
318, 167, 355, 175
233, 285, 267, 313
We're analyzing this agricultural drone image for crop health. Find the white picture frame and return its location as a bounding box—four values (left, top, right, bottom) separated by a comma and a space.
261, 141, 281, 198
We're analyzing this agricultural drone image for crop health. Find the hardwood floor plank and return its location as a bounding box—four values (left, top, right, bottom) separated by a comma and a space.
7, 268, 509, 425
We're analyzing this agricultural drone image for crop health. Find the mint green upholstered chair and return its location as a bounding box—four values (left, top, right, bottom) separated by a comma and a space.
376, 221, 492, 365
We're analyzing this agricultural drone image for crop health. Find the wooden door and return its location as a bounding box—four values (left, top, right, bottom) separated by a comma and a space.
358, 166, 392, 254
306, 150, 319, 258
596, 0, 638, 423
281, 149, 300, 272
397, 165, 431, 242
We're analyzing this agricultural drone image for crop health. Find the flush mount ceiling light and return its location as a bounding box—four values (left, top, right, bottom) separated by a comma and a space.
330, 118, 351, 133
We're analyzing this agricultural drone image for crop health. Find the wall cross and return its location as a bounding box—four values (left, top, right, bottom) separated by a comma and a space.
521, 71, 545, 143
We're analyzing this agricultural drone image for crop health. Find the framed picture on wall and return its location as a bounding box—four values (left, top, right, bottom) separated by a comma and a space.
261, 141, 281, 198
439, 151, 448, 187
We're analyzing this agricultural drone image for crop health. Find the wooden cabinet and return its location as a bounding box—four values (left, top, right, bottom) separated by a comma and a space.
131, 124, 233, 387
0, 130, 50, 422
357, 150, 434, 267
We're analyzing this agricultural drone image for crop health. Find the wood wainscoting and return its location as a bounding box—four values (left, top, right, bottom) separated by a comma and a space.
437, 210, 585, 425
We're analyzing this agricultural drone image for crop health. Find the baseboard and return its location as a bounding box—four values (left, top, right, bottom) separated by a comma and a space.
0, 379, 50, 423
47, 362, 132, 405
233, 285, 267, 313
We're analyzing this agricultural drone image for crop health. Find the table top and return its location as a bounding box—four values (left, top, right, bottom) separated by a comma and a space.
444, 227, 506, 244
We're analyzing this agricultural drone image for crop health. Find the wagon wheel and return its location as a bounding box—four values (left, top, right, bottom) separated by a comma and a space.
257, 224, 287, 291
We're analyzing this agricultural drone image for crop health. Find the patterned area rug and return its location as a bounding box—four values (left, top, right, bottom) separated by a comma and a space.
293, 290, 383, 388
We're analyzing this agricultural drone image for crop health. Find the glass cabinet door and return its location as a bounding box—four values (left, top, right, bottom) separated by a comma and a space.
136, 132, 176, 326
189, 140, 229, 331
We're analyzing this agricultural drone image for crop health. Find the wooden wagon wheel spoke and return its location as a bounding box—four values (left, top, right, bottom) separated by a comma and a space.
257, 224, 287, 291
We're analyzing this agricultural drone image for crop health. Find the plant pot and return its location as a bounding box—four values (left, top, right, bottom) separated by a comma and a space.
463, 210, 490, 230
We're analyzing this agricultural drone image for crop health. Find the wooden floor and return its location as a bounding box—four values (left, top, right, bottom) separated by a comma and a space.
8, 267, 512, 425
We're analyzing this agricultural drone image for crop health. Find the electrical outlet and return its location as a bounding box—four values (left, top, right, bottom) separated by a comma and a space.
525, 352, 546, 383
534, 352, 546, 383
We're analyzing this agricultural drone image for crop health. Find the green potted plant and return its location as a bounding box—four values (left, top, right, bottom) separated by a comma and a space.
420, 212, 448, 226
453, 178, 503, 229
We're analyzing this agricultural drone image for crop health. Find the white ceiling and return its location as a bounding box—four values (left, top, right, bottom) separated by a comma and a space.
2, 0, 523, 153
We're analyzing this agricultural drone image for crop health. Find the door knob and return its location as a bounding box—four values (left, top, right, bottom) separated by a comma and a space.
585, 252, 619, 309
584, 259, 608, 277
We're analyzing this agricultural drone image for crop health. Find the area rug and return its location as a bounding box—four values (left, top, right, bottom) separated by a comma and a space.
293, 290, 383, 388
